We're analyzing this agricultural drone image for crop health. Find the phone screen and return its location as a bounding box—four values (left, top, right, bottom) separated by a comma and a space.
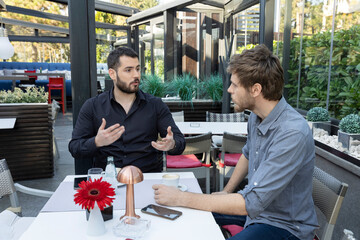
73, 177, 87, 189
141, 204, 182, 220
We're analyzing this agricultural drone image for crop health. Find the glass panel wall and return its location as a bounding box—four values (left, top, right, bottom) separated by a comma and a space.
284, 0, 360, 119
154, 22, 164, 80
234, 4, 260, 54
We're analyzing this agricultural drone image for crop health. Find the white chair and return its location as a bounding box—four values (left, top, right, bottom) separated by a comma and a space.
0, 158, 53, 239
163, 132, 212, 193
217, 132, 247, 191
171, 111, 184, 122
206, 111, 246, 147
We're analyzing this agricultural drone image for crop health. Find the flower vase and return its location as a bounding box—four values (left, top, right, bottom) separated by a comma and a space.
87, 203, 106, 236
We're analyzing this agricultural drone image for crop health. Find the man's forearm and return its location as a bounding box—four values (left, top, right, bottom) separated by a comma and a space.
178, 191, 248, 215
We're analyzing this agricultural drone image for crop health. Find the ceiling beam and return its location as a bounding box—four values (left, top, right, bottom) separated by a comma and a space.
8, 35, 69, 43
46, 0, 139, 16
6, 5, 129, 30
2, 17, 68, 34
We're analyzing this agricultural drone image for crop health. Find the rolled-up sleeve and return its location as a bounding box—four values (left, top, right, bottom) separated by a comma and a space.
239, 130, 308, 219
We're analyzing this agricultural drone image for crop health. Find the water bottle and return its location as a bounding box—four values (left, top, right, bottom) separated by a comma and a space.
105, 156, 117, 192
342, 229, 356, 240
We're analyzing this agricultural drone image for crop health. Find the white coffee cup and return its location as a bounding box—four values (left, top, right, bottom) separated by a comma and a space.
162, 174, 180, 187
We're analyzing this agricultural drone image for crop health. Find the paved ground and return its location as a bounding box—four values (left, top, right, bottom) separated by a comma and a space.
1, 110, 359, 239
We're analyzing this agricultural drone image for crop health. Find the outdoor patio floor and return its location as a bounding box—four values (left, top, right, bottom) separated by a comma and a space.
0, 110, 359, 240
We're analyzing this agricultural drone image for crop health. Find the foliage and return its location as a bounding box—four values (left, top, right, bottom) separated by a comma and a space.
0, 87, 48, 103
140, 74, 165, 97
285, 25, 360, 119
306, 107, 330, 122
167, 73, 197, 101
200, 74, 223, 101
339, 114, 360, 134
236, 44, 257, 54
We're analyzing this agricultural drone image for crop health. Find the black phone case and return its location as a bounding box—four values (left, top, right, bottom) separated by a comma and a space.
141, 204, 182, 220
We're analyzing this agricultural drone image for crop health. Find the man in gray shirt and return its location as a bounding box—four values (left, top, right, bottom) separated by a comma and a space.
153, 44, 318, 239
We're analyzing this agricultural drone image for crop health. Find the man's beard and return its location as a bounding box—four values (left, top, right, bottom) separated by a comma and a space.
115, 73, 139, 94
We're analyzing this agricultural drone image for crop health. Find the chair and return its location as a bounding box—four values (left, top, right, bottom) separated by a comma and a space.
206, 111, 246, 123
171, 111, 184, 122
312, 166, 348, 240
163, 132, 212, 193
18, 70, 37, 89
220, 166, 348, 240
206, 111, 246, 147
0, 158, 53, 239
47, 77, 65, 114
217, 132, 247, 191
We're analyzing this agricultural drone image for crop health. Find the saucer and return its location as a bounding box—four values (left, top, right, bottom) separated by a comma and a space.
177, 183, 188, 192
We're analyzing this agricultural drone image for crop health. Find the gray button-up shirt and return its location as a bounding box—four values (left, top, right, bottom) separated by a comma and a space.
239, 97, 318, 240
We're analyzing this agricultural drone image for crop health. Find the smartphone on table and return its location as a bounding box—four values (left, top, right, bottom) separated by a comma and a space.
73, 177, 87, 189
141, 204, 182, 220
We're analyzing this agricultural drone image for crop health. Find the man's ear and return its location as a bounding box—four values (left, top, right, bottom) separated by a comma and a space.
108, 68, 116, 81
250, 83, 262, 97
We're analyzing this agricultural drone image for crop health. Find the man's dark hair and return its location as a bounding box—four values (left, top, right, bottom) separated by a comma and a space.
227, 44, 284, 101
107, 47, 139, 70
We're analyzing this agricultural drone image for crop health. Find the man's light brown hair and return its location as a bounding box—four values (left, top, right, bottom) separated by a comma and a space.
227, 44, 284, 101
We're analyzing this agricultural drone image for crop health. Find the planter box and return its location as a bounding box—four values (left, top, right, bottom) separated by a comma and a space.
308, 121, 331, 135
338, 130, 360, 150
0, 103, 53, 180
163, 100, 223, 122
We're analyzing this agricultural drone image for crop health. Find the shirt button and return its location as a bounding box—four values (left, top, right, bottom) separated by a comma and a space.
256, 151, 258, 154
124, 155, 127, 158
253, 168, 256, 171
254, 182, 258, 186
257, 131, 261, 136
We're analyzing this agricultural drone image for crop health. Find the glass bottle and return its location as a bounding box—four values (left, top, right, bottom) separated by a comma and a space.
105, 156, 117, 191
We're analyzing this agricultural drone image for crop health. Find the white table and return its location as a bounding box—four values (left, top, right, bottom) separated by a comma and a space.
20, 172, 225, 240
0, 118, 16, 129
176, 121, 247, 135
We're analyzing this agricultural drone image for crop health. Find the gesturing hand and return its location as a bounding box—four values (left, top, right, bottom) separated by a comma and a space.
95, 118, 125, 147
151, 126, 176, 151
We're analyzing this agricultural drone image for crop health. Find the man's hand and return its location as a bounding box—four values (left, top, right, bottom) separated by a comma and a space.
95, 118, 125, 147
151, 126, 176, 151
152, 184, 182, 206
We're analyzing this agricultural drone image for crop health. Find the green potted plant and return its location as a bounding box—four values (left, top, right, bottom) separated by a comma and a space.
306, 107, 331, 135
167, 73, 197, 101
200, 74, 223, 101
0, 87, 54, 180
338, 113, 360, 150
140, 74, 165, 97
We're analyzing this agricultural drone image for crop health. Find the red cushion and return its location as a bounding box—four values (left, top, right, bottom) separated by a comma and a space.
167, 154, 202, 168
222, 225, 243, 236
218, 153, 242, 166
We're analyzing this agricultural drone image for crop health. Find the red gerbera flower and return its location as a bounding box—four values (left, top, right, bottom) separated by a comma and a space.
74, 177, 115, 210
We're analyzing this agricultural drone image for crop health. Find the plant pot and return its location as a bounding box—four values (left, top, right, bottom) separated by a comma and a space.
308, 121, 331, 136
338, 130, 360, 150
0, 103, 53, 180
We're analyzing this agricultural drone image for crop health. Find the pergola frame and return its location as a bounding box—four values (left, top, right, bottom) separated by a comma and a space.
126, 0, 282, 113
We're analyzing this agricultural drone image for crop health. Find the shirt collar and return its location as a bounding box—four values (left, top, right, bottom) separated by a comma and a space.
109, 86, 147, 103
256, 97, 286, 135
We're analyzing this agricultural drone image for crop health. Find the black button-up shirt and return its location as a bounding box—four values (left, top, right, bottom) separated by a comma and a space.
69, 88, 185, 173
